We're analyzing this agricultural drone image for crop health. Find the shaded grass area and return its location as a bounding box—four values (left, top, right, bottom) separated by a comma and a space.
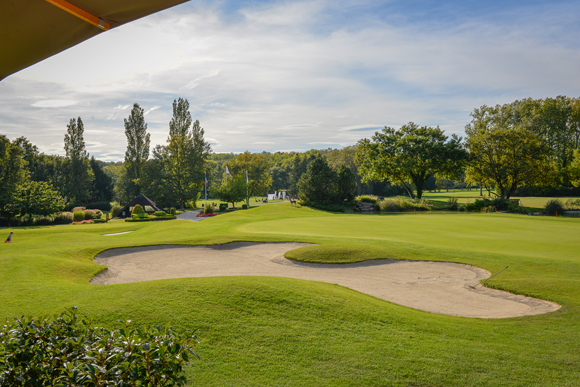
1, 204, 580, 386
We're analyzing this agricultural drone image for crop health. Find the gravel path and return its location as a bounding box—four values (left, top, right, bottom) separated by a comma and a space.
175, 209, 203, 221
91, 242, 560, 318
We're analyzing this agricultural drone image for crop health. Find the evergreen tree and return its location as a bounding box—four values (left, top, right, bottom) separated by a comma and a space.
63, 117, 94, 204
124, 103, 150, 197
0, 135, 28, 219
89, 157, 114, 202
163, 98, 211, 210
335, 165, 357, 202
297, 156, 337, 205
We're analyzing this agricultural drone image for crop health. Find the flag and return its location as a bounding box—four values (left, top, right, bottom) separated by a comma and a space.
205, 172, 208, 187
246, 170, 249, 184
226, 165, 232, 177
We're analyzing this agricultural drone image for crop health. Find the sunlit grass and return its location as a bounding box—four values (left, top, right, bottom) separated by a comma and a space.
1, 203, 580, 386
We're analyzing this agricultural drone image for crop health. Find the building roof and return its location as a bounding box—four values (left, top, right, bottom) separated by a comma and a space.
0, 0, 189, 80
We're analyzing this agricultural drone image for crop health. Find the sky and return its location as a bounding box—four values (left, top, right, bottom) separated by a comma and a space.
1, 0, 579, 161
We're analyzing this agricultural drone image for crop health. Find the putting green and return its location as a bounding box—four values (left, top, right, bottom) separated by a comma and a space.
239, 213, 580, 261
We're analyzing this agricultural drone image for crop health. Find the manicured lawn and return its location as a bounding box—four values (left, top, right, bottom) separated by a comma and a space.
1, 204, 580, 386
422, 191, 580, 210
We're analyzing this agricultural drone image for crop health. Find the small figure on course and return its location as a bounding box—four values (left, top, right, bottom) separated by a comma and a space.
5, 232, 13, 243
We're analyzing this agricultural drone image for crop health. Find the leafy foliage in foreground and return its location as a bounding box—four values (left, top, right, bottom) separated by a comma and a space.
0, 308, 199, 386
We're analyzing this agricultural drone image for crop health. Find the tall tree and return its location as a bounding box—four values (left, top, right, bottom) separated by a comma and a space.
124, 103, 150, 197
214, 174, 247, 208
228, 152, 273, 200
0, 135, 28, 219
297, 156, 337, 205
356, 123, 467, 199
153, 98, 211, 210
89, 157, 114, 203
14, 181, 65, 219
464, 112, 553, 199
63, 117, 93, 204
335, 165, 357, 202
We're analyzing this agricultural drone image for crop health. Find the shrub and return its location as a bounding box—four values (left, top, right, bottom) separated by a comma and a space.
170, 207, 176, 215
154, 211, 167, 216
33, 216, 54, 226
466, 199, 494, 212
54, 212, 73, 225
309, 202, 350, 213
132, 204, 145, 216
378, 197, 431, 212
355, 195, 380, 204
85, 201, 112, 211
545, 199, 564, 215
125, 216, 176, 222
565, 199, 580, 210
447, 197, 459, 211
242, 204, 248, 209
0, 308, 199, 386
203, 205, 214, 215
110, 205, 123, 218
379, 199, 402, 212
83, 209, 102, 220
72, 206, 86, 212
73, 210, 85, 222
93, 218, 107, 223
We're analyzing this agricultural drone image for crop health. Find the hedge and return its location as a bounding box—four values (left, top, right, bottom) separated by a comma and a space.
0, 307, 199, 386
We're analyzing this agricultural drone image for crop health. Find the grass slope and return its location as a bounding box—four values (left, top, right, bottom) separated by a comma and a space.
1, 204, 580, 386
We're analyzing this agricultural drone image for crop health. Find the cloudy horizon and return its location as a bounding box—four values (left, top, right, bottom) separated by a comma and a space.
1, 0, 579, 161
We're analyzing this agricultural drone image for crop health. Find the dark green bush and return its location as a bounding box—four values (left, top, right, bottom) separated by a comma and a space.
110, 205, 123, 218
545, 199, 564, 215
33, 216, 54, 226
0, 308, 199, 386
308, 202, 351, 213
447, 198, 459, 211
242, 204, 248, 209
93, 218, 107, 223
170, 207, 176, 215
466, 199, 505, 212
85, 202, 112, 211
125, 216, 176, 222
83, 209, 103, 220
54, 212, 73, 225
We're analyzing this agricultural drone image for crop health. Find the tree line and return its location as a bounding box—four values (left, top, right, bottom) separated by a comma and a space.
2, 95, 579, 223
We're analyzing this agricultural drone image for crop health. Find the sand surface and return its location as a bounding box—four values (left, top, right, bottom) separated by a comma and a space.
102, 231, 135, 236
91, 242, 560, 318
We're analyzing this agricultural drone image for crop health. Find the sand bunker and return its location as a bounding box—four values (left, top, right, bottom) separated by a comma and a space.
91, 242, 560, 318
102, 231, 135, 236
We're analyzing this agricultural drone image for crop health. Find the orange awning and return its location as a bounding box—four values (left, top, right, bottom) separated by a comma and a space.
0, 0, 190, 81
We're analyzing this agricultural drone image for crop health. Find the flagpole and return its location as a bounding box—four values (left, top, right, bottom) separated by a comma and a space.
246, 169, 249, 208
205, 171, 208, 208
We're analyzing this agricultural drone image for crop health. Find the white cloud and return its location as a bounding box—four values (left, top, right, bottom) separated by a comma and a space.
144, 105, 161, 115
31, 99, 76, 108
1, 1, 579, 160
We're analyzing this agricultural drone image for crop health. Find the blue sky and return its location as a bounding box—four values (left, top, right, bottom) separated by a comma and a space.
1, 0, 579, 160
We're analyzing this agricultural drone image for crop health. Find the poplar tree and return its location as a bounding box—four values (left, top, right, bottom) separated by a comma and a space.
163, 98, 211, 210
124, 103, 150, 198
63, 117, 93, 204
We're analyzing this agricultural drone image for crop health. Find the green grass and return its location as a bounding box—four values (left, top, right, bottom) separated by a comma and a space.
422, 191, 580, 210
2, 204, 580, 386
